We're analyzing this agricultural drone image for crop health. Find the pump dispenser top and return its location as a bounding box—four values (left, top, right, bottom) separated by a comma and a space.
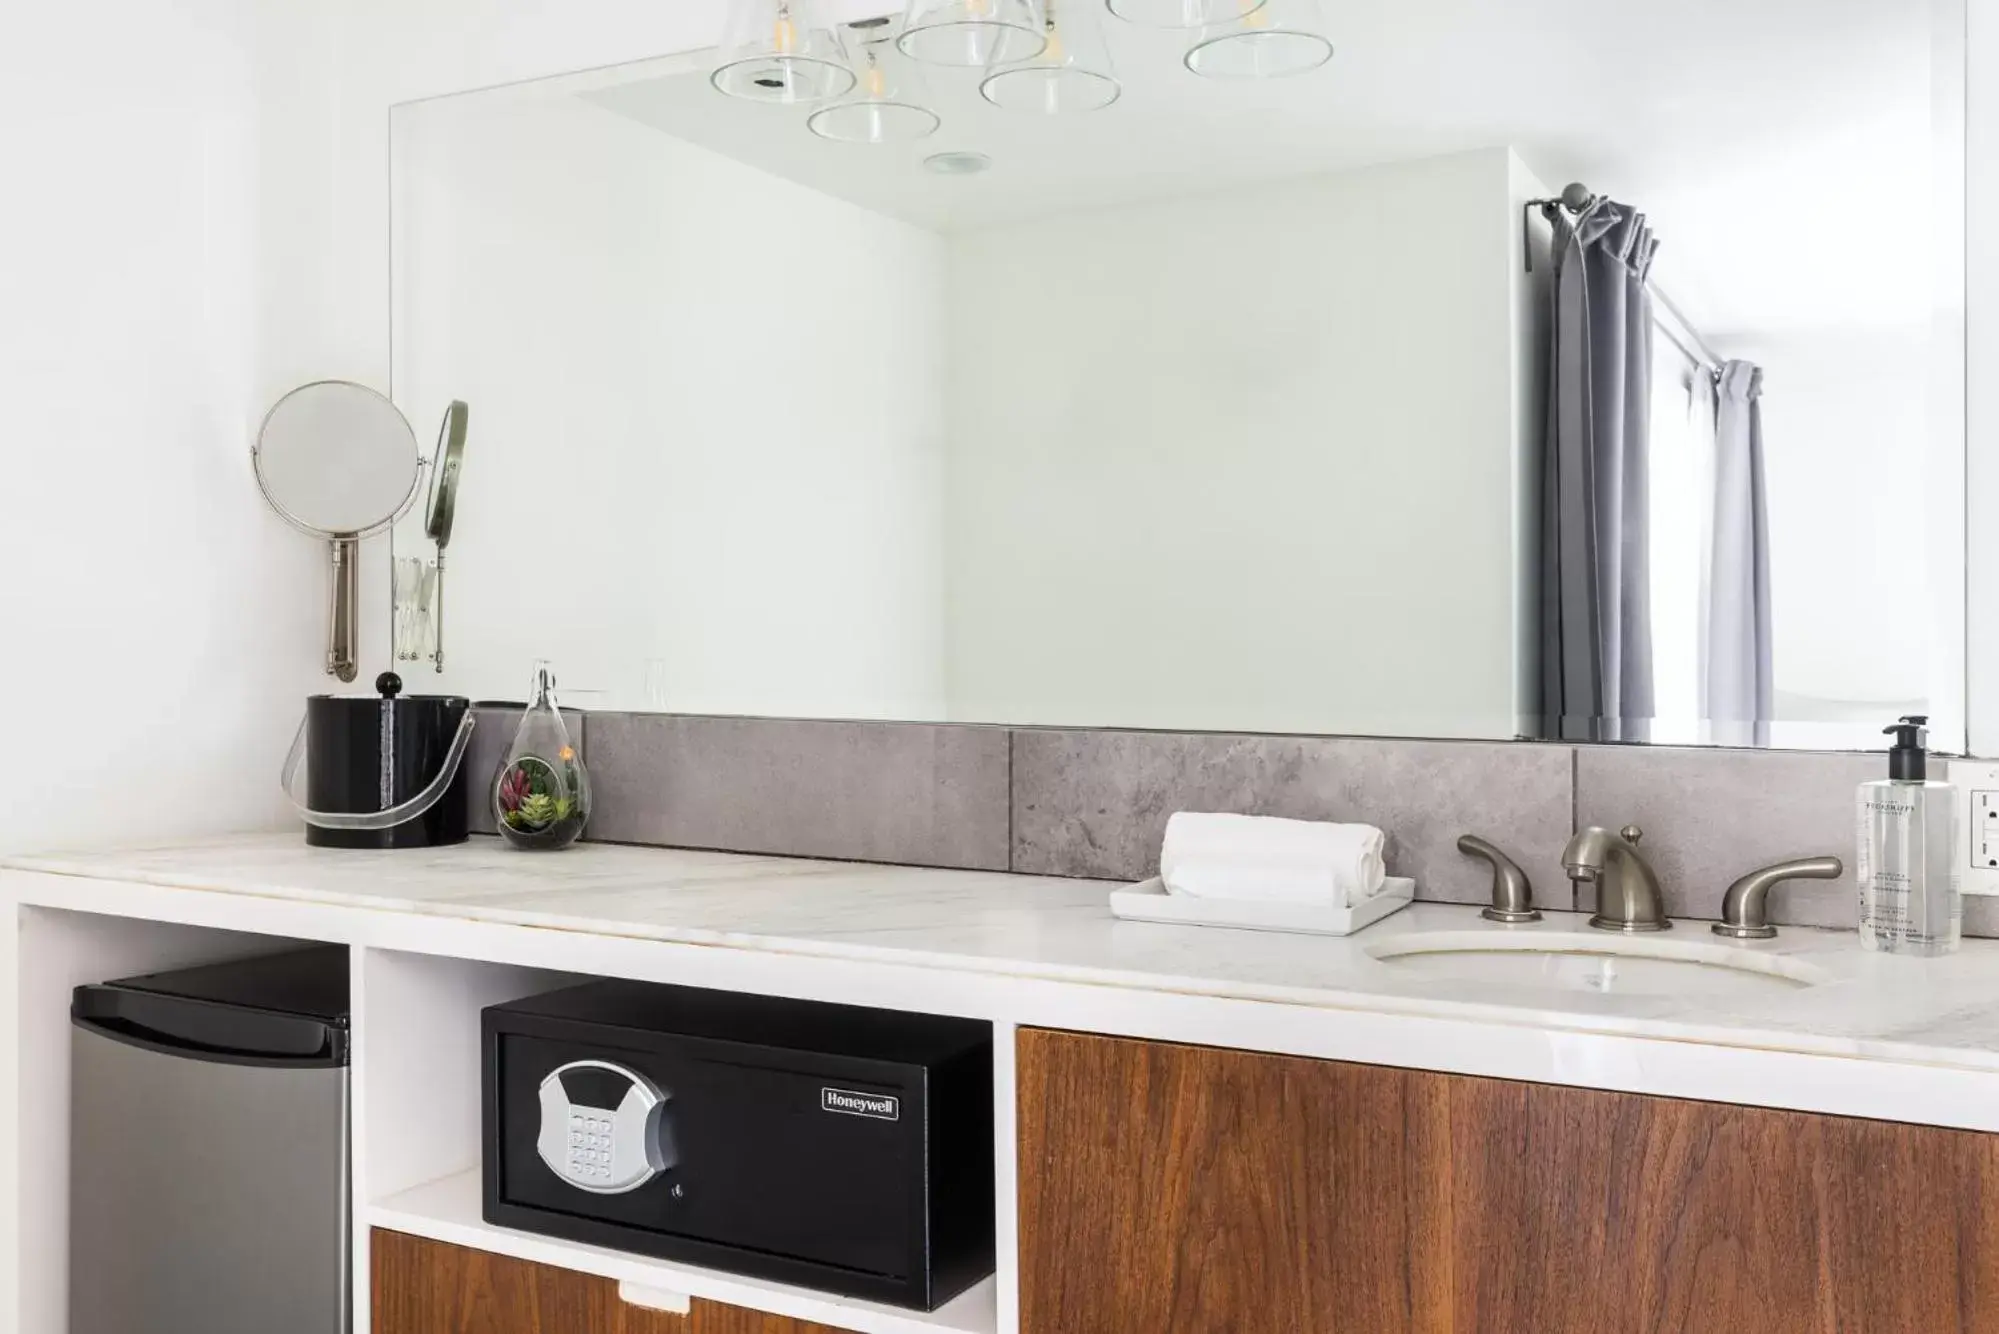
1885, 715, 1930, 781
1858, 713, 1959, 955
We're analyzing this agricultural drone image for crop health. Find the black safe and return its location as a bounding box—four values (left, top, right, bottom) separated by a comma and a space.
482, 979, 995, 1310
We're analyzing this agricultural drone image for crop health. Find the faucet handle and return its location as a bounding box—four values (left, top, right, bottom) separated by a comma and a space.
1713, 855, 1844, 940
1458, 835, 1540, 923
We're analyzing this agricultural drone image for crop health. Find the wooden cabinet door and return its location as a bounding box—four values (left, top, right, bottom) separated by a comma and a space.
371, 1230, 855, 1334
1016, 1028, 1999, 1334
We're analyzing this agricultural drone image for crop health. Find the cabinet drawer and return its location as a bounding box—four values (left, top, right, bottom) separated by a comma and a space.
370, 1230, 856, 1334
1016, 1028, 1999, 1333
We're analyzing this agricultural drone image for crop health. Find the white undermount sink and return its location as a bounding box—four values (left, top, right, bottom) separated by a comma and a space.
1364, 930, 1834, 998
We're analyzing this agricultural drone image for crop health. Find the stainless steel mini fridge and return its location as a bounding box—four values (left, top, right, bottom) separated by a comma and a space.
69, 946, 351, 1334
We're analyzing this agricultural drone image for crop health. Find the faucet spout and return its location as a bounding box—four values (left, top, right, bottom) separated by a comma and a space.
1562, 825, 1670, 933
1560, 826, 1615, 880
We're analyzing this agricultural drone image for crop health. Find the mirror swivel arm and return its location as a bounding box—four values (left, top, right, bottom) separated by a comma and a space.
327, 537, 359, 684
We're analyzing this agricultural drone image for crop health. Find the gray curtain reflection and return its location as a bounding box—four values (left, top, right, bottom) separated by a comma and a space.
1536, 198, 1657, 741
1701, 361, 1773, 740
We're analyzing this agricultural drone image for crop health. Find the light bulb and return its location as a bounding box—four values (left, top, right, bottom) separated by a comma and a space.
969, 0, 993, 16
714, 0, 856, 102
865, 60, 887, 96
1243, 5, 1269, 27
1043, 23, 1065, 60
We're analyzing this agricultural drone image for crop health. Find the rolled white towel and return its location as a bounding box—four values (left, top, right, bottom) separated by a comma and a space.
1160, 812, 1387, 908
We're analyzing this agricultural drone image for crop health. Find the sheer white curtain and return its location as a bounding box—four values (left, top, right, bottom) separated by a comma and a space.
1701, 362, 1773, 741
1647, 351, 1773, 746
1648, 352, 1702, 734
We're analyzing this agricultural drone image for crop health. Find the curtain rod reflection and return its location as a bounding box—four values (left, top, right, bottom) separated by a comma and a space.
1523, 181, 1724, 377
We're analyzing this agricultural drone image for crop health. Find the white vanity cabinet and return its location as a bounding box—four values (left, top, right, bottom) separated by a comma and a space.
9, 837, 1999, 1334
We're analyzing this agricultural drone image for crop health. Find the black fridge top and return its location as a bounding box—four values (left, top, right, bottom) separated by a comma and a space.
73, 945, 350, 1068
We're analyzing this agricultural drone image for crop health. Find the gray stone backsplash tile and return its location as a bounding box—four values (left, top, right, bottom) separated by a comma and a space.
1963, 895, 1999, 938
583, 714, 1011, 871
464, 706, 588, 836
457, 708, 1984, 943
1573, 746, 1878, 928
1009, 729, 1577, 908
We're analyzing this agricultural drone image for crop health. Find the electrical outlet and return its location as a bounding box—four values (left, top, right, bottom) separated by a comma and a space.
1947, 760, 1999, 896
1977, 792, 1999, 868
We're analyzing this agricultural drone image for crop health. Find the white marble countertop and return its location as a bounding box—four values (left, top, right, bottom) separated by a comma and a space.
10, 832, 1999, 1078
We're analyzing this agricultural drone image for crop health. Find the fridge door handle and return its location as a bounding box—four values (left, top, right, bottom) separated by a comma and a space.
71, 986, 348, 1068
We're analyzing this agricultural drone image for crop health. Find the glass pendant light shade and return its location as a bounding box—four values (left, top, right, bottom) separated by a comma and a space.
980, 0, 1119, 112
897, 0, 1047, 67
1184, 0, 1333, 77
808, 37, 942, 143
712, 0, 857, 103
1106, 0, 1263, 30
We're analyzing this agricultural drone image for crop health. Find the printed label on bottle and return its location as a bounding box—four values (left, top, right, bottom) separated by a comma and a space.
1857, 783, 1960, 954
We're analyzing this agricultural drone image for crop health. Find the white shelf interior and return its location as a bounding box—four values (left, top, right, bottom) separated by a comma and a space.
355, 948, 584, 1203
369, 1169, 998, 1334
351, 947, 1013, 1334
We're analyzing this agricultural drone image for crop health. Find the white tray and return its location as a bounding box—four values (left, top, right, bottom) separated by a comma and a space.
1107, 876, 1415, 937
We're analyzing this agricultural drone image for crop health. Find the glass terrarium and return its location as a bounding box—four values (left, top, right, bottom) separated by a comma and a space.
493, 660, 591, 850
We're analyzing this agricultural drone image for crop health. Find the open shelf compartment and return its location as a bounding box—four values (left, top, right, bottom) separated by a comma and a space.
351, 946, 1013, 1334
370, 1169, 997, 1334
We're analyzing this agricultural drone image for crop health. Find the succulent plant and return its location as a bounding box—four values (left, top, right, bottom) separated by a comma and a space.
517, 792, 557, 829
497, 765, 532, 813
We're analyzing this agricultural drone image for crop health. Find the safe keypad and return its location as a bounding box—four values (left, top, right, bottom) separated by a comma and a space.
535, 1059, 666, 1195
568, 1113, 616, 1180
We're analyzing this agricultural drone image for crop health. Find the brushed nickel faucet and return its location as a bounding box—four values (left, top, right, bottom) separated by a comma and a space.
1563, 825, 1671, 933
1457, 835, 1540, 923
1713, 856, 1844, 939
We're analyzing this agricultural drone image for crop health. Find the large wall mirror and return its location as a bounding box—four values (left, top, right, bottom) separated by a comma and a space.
389, 0, 1966, 751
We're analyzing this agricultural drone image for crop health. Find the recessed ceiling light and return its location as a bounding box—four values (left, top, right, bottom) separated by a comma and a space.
924, 150, 992, 176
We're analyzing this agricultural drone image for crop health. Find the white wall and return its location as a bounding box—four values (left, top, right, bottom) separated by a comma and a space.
939, 149, 1526, 737
0, 3, 330, 850
394, 92, 947, 716
1966, 0, 1999, 755
1510, 155, 1554, 731
292, 0, 855, 394
259, 4, 751, 698
0, 7, 351, 1327
1736, 328, 1936, 718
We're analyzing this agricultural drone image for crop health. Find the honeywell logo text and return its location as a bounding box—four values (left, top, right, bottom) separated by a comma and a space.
820, 1087, 900, 1121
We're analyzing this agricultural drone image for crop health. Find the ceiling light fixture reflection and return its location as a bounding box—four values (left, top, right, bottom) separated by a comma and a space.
924, 149, 993, 175
808, 31, 942, 143
1184, 0, 1333, 77
897, 0, 1048, 67
1106, 0, 1264, 29
712, 0, 857, 103
980, 0, 1120, 112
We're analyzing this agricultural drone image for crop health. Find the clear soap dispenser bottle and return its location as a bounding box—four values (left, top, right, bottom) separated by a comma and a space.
1857, 715, 1960, 956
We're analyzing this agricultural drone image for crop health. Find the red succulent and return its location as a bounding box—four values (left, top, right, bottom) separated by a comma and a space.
497, 765, 532, 813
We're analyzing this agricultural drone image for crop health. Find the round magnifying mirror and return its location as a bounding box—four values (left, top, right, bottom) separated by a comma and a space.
254, 381, 421, 683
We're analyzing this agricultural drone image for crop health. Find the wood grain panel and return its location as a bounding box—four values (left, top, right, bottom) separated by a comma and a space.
370, 1230, 856, 1334
1017, 1029, 1999, 1334
690, 1303, 862, 1334
1445, 1075, 1999, 1333
1016, 1028, 1443, 1332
